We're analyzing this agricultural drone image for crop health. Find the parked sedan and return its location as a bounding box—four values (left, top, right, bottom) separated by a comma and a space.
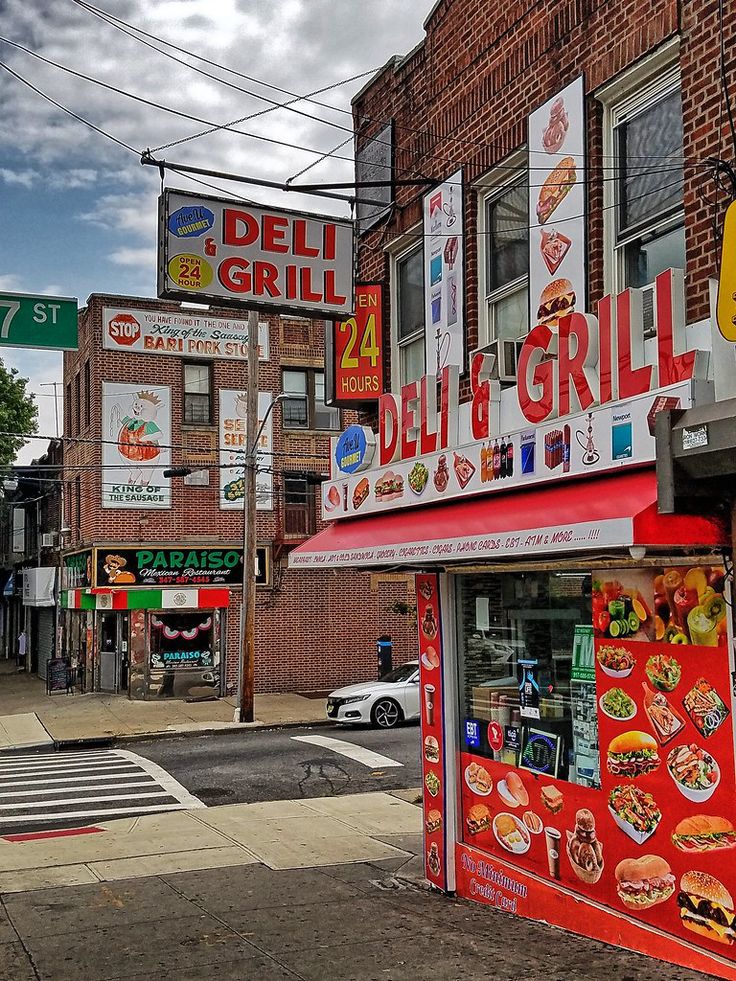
326, 661, 420, 729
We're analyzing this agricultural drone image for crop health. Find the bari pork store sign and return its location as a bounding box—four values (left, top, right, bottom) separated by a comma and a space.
103, 306, 269, 362
158, 189, 354, 317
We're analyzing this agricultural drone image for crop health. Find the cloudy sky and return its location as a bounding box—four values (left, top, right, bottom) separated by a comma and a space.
0, 0, 428, 462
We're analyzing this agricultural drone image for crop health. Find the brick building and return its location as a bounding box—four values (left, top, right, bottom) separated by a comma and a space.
59, 294, 414, 700
352, 0, 733, 385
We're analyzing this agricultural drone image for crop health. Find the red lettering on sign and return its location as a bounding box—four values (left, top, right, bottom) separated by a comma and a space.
419, 375, 438, 455
254, 262, 280, 297
323, 270, 347, 307
558, 312, 597, 416
597, 293, 615, 404
261, 215, 289, 253
218, 257, 250, 292
518, 323, 557, 424
378, 394, 399, 465
400, 381, 419, 460
470, 351, 491, 440
656, 268, 697, 386
223, 209, 259, 247
616, 289, 652, 399
292, 219, 320, 258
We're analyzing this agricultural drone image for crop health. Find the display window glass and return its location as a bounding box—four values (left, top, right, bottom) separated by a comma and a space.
147, 610, 221, 699
456, 569, 594, 785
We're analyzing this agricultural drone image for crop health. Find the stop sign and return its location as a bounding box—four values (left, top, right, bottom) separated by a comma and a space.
108, 314, 141, 347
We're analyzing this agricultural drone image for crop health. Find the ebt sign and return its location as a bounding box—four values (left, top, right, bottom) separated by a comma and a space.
378, 269, 704, 465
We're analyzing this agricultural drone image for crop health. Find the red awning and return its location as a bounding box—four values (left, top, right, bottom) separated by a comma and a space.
290, 469, 726, 569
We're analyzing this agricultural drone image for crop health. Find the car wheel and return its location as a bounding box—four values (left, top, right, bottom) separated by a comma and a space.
372, 698, 403, 729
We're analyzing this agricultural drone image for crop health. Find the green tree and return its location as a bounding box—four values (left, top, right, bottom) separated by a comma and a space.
0, 358, 38, 466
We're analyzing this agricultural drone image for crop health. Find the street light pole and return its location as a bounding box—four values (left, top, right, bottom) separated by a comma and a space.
239, 308, 260, 723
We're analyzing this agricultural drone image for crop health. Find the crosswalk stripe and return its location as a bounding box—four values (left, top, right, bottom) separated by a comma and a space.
0, 780, 157, 798
0, 803, 191, 824
0, 749, 203, 833
0, 760, 130, 779
0, 752, 115, 766
291, 734, 404, 769
0, 772, 153, 787
0, 791, 176, 810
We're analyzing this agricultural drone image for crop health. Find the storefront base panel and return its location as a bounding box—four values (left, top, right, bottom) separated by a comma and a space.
455, 841, 736, 980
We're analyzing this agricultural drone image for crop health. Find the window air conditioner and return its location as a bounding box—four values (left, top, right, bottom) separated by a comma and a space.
41, 532, 56, 548
475, 339, 524, 383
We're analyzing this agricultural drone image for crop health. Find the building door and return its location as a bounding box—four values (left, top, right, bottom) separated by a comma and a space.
98, 612, 129, 693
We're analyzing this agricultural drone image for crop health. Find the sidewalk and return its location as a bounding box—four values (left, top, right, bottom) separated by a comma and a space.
0, 790, 423, 894
0, 793, 709, 980
0, 660, 328, 750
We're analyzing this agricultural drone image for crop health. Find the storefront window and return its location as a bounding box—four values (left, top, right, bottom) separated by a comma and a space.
148, 611, 220, 699
456, 569, 594, 785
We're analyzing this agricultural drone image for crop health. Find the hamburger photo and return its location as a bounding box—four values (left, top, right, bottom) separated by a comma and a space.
678, 871, 736, 946
672, 815, 736, 853
425, 809, 442, 834
607, 731, 660, 778
536, 278, 576, 328
424, 735, 440, 764
615, 855, 676, 910
466, 803, 491, 836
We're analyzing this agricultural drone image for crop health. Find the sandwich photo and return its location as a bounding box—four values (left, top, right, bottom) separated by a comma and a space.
541, 785, 563, 814
536, 278, 576, 327
536, 156, 576, 224
672, 815, 736, 853
678, 871, 736, 946
424, 735, 440, 764
374, 471, 404, 502
352, 477, 369, 510
466, 803, 491, 835
498, 771, 529, 808
607, 731, 660, 778
615, 855, 676, 909
425, 809, 442, 834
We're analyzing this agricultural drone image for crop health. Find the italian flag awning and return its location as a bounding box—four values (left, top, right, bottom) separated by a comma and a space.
61, 587, 230, 611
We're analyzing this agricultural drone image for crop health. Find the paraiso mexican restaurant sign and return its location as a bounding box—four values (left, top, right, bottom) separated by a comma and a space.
158, 189, 355, 318
322, 268, 708, 521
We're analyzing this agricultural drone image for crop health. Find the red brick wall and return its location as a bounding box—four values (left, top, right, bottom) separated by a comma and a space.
354, 0, 734, 371
62, 294, 416, 694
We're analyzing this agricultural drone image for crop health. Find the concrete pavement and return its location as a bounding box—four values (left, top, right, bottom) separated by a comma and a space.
0, 660, 329, 750
0, 790, 422, 894
0, 841, 712, 980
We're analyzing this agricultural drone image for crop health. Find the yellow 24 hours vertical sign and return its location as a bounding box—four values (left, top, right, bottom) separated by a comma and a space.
717, 200, 736, 341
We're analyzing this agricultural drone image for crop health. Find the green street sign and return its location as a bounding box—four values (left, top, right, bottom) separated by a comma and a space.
0, 292, 78, 351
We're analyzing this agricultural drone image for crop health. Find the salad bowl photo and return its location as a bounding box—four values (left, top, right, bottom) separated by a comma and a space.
666, 743, 720, 803
599, 688, 637, 722
596, 644, 635, 679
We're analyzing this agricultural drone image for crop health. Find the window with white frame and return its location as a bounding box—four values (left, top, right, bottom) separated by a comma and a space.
479, 155, 529, 347
608, 68, 685, 293
394, 243, 425, 387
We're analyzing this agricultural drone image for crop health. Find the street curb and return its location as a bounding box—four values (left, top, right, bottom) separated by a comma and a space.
108, 717, 335, 747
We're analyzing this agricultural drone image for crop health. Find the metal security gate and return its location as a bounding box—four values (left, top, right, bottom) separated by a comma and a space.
36, 608, 55, 681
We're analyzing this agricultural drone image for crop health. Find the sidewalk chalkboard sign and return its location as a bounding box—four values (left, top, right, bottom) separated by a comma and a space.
47, 658, 70, 694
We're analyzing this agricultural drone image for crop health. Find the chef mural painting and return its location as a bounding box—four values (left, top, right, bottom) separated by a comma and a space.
101, 382, 172, 508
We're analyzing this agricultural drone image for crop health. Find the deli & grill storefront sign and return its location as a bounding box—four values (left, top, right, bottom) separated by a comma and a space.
93, 546, 269, 589
158, 190, 354, 318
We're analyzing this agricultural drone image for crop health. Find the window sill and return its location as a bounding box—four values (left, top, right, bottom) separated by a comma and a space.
181, 423, 217, 431
282, 428, 340, 437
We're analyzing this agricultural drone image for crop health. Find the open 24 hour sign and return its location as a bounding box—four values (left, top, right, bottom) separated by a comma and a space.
327, 284, 384, 406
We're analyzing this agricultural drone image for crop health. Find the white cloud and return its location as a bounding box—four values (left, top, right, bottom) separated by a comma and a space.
109, 245, 157, 267
0, 167, 38, 187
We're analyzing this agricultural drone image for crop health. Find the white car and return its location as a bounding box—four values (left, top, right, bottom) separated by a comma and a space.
326, 661, 420, 728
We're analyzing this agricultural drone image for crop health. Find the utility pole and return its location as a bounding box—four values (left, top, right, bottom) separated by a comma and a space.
239, 309, 260, 723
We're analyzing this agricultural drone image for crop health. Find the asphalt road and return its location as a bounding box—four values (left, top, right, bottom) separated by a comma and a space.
135, 722, 422, 806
